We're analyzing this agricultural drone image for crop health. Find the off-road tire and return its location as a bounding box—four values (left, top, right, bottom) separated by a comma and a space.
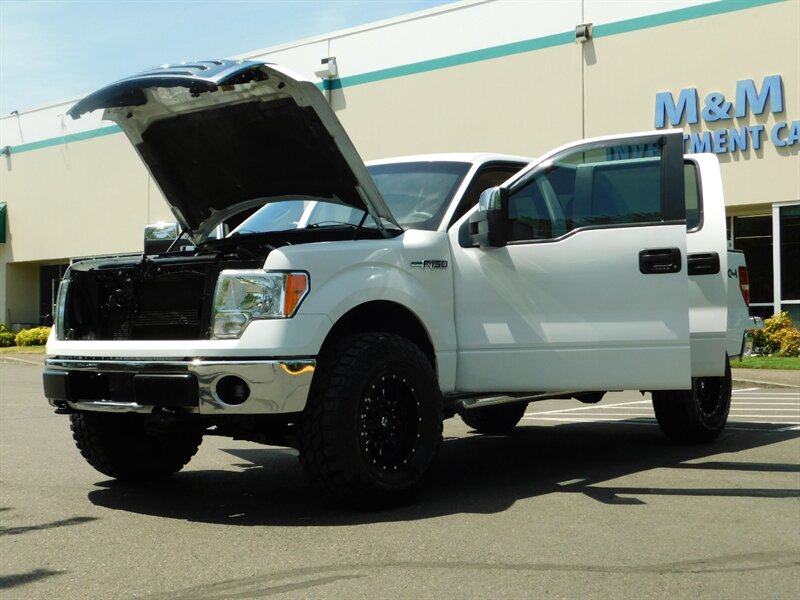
459, 402, 527, 434
297, 333, 443, 508
70, 412, 203, 480
652, 359, 732, 443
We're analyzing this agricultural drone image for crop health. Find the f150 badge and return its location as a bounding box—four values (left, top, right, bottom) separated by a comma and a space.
410, 260, 449, 269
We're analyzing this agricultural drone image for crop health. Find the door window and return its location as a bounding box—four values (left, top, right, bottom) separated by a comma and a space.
507, 141, 680, 242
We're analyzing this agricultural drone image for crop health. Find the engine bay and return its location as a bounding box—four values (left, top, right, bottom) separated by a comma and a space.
62, 226, 388, 341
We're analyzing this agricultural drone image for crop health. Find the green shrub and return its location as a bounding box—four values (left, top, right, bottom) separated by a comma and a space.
0, 324, 15, 347
777, 328, 800, 357
749, 324, 770, 352
15, 326, 51, 347
749, 311, 798, 356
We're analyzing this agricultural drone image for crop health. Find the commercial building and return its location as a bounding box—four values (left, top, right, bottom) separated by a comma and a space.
1, 0, 797, 328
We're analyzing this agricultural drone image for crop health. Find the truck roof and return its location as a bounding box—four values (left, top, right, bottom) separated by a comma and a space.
366, 152, 534, 166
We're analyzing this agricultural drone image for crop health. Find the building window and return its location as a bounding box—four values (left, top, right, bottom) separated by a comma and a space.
779, 204, 800, 322
731, 204, 800, 322
731, 215, 773, 319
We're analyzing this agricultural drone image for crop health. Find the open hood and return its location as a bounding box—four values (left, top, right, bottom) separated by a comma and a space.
69, 60, 400, 241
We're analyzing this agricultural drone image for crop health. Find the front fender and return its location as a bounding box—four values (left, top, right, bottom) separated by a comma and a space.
266, 231, 458, 390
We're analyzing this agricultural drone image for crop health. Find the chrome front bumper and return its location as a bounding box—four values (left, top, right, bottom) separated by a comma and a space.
43, 357, 315, 415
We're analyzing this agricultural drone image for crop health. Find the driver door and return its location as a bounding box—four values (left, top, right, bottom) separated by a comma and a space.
450, 131, 691, 392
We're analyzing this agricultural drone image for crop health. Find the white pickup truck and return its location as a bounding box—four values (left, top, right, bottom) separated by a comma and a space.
44, 61, 757, 506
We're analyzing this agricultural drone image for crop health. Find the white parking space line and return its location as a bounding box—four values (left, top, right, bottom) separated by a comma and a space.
733, 402, 800, 406
733, 395, 800, 399
734, 392, 800, 395
731, 407, 800, 411
524, 417, 657, 425
732, 425, 800, 428
733, 392, 800, 395
734, 400, 800, 404
729, 415, 800, 419
734, 390, 800, 393
521, 387, 800, 430
525, 400, 650, 417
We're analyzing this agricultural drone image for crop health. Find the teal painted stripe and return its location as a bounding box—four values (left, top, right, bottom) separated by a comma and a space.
10, 124, 121, 155
329, 31, 574, 90
593, 0, 787, 38
7, 0, 786, 155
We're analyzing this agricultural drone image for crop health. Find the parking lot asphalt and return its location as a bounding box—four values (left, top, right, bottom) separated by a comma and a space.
1, 357, 798, 599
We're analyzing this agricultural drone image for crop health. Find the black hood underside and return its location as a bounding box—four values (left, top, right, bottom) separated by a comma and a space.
138, 98, 362, 233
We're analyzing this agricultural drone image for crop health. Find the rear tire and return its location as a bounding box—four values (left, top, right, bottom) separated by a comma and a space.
297, 333, 443, 508
459, 402, 527, 434
652, 359, 732, 443
70, 412, 203, 480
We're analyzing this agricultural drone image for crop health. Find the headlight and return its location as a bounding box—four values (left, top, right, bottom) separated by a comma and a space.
54, 278, 70, 340
211, 270, 309, 339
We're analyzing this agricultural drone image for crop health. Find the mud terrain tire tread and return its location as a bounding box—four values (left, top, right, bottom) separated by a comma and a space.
70, 412, 203, 480
297, 333, 443, 508
652, 359, 732, 443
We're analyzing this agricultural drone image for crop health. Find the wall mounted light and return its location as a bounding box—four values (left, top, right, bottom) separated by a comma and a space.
575, 23, 593, 43
314, 57, 338, 80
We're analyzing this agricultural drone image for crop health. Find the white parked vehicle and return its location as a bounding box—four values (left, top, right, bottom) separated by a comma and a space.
44, 61, 758, 506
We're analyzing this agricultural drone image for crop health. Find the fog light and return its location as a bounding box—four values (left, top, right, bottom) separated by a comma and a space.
215, 376, 250, 406
213, 312, 248, 338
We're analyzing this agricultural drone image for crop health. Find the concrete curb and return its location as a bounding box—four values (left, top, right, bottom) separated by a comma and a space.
732, 377, 799, 389
731, 367, 799, 389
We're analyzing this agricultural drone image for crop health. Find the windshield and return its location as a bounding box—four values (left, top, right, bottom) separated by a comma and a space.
230, 161, 470, 236
369, 161, 469, 229
232, 200, 307, 234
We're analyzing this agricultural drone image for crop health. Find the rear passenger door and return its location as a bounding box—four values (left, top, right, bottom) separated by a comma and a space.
450, 132, 691, 393
685, 154, 729, 376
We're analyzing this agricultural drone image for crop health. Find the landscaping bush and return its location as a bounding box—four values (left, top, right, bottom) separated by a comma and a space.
15, 326, 51, 347
0, 324, 15, 347
749, 311, 798, 356
777, 327, 800, 357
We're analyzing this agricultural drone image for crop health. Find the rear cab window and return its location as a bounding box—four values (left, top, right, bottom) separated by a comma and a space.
684, 161, 702, 231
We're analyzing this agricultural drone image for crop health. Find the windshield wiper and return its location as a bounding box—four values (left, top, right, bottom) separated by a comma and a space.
305, 221, 359, 229
229, 227, 296, 236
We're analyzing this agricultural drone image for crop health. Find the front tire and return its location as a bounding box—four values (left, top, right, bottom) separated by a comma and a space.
652, 360, 732, 443
298, 333, 443, 507
459, 402, 527, 434
70, 412, 203, 480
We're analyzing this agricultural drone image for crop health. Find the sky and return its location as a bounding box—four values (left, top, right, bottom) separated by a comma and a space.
0, 0, 454, 114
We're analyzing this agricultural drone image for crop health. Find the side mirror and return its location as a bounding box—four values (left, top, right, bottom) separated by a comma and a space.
469, 187, 508, 247
144, 222, 179, 255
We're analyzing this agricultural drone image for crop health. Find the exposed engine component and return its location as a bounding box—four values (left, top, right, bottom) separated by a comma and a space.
64, 253, 261, 341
